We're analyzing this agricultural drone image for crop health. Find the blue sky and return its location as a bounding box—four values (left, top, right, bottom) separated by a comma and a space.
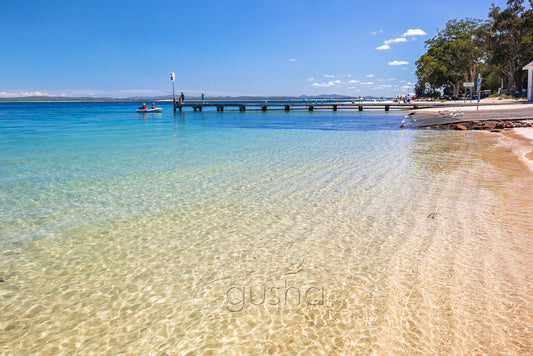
0, 0, 508, 97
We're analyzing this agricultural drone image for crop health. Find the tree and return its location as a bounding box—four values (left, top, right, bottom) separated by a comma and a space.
415, 18, 489, 96
488, 0, 533, 91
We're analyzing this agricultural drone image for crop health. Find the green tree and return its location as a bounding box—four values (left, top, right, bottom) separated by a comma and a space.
415, 18, 489, 96
488, 0, 533, 91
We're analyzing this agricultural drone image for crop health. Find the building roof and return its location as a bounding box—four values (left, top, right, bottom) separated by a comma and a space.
524, 60, 533, 70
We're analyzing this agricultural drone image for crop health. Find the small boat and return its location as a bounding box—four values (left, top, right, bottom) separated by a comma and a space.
136, 108, 163, 113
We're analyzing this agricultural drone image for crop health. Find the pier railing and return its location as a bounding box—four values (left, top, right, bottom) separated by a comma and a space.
172, 100, 444, 112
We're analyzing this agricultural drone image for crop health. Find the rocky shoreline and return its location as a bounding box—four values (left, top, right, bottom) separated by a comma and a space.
423, 119, 533, 131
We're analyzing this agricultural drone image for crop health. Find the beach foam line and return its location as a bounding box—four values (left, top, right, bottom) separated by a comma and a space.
514, 127, 533, 142
498, 128, 533, 172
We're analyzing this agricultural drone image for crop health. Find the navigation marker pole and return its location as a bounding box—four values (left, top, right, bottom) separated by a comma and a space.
476, 73, 482, 111
170, 72, 176, 112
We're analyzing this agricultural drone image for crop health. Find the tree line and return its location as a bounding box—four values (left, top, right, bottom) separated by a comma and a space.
415, 0, 533, 98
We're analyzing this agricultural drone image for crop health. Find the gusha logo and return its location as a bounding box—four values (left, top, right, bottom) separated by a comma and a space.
226, 280, 325, 312
192, 257, 326, 312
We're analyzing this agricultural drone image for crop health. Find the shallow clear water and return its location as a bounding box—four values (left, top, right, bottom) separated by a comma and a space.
1, 102, 532, 354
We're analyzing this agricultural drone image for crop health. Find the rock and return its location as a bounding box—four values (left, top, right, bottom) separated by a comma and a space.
482, 121, 497, 130
471, 121, 486, 130
494, 122, 505, 130
504, 121, 515, 128
485, 121, 498, 130
456, 124, 468, 130
491, 129, 503, 133
0, 277, 4, 283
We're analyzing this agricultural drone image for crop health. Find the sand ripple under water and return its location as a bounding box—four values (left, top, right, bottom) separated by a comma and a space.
1, 128, 532, 354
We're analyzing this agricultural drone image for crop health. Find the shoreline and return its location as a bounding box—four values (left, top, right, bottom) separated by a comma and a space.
406, 101, 533, 173
500, 127, 533, 172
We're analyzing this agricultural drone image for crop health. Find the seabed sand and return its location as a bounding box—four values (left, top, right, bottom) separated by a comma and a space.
1, 103, 533, 353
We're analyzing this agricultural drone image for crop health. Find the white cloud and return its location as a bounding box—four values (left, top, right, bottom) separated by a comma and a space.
401, 29, 427, 36
366, 74, 374, 78
307, 77, 315, 81
388, 60, 409, 66
289, 58, 297, 62
347, 80, 360, 84
0, 90, 53, 97
0, 89, 169, 98
324, 74, 335, 78
384, 37, 407, 45
312, 80, 341, 87
360, 82, 374, 85
401, 85, 413, 89
376, 44, 390, 50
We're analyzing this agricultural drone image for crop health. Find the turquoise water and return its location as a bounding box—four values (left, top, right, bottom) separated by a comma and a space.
0, 102, 404, 241
1, 102, 532, 354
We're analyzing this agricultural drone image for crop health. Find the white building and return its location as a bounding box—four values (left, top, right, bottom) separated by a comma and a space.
524, 60, 533, 101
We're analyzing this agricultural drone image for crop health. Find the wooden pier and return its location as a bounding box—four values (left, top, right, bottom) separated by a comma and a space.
172, 101, 444, 112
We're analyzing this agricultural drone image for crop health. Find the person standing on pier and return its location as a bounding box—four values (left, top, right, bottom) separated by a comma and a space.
180, 91, 185, 104
201, 92, 205, 104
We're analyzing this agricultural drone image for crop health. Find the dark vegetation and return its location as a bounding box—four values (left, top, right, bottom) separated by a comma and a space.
415, 0, 533, 98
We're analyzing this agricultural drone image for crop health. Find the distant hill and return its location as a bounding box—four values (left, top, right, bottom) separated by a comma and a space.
299, 94, 351, 99
0, 94, 384, 102
0, 96, 143, 102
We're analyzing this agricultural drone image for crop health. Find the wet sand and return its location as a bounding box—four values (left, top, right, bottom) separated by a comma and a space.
498, 127, 533, 172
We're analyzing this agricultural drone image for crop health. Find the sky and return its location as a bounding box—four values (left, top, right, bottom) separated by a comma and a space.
0, 0, 509, 98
